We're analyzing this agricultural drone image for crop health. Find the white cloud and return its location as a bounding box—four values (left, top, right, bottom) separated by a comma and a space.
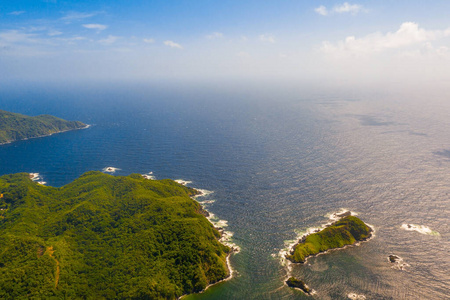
206, 32, 223, 39
70, 36, 87, 41
64, 36, 87, 41
9, 11, 26, 16
315, 2, 365, 16
98, 35, 119, 45
334, 2, 364, 15
259, 34, 275, 43
0, 30, 54, 56
315, 5, 328, 16
164, 40, 183, 49
399, 42, 450, 59
48, 30, 63, 36
113, 48, 133, 53
0, 30, 37, 44
321, 22, 450, 56
143, 38, 155, 43
61, 12, 98, 21
28, 26, 47, 32
83, 24, 108, 31
56, 36, 87, 45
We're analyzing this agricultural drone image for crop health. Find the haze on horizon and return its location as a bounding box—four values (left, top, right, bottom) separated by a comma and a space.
2, 0, 450, 90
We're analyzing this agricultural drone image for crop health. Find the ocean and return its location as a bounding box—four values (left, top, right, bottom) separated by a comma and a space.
0, 82, 449, 299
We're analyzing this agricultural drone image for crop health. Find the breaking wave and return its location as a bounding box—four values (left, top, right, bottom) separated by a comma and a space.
401, 224, 440, 236
102, 167, 120, 173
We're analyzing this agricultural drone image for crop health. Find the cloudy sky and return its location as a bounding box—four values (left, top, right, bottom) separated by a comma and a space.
2, 0, 450, 87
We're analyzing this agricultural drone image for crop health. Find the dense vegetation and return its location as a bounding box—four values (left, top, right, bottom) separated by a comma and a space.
0, 110, 86, 144
285, 277, 311, 294
0, 172, 230, 299
287, 216, 372, 263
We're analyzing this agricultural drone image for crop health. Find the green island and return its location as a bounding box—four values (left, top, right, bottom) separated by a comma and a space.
286, 277, 311, 294
0, 110, 87, 144
0, 172, 230, 299
287, 216, 372, 263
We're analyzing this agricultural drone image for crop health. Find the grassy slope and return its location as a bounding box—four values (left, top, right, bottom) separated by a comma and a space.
287, 216, 372, 263
0, 172, 230, 299
0, 110, 86, 144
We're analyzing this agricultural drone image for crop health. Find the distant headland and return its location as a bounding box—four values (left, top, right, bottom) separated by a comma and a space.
0, 109, 87, 144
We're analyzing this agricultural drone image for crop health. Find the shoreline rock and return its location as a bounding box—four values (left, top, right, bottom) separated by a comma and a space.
387, 254, 409, 270
388, 254, 400, 263
286, 277, 311, 294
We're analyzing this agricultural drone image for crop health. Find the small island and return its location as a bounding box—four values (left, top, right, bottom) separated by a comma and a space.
287, 215, 372, 263
0, 172, 230, 299
0, 110, 87, 144
286, 277, 311, 294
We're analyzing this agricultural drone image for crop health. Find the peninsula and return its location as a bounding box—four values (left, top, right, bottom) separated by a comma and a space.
287, 215, 372, 263
0, 172, 230, 299
0, 110, 87, 144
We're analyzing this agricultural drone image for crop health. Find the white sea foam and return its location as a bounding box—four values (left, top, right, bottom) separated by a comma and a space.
178, 247, 237, 300
194, 188, 214, 198
175, 179, 193, 185
326, 208, 356, 223
401, 224, 440, 236
196, 199, 216, 205
387, 254, 410, 270
278, 226, 321, 274
29, 173, 40, 181
215, 219, 228, 228
29, 173, 47, 185
348, 293, 366, 299
102, 167, 120, 173
278, 229, 319, 277
171, 179, 239, 253
174, 179, 214, 197
142, 172, 156, 180
177, 181, 239, 299
279, 209, 354, 268
206, 212, 240, 252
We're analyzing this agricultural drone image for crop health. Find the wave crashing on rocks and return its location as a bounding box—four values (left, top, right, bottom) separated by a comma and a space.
401, 224, 440, 236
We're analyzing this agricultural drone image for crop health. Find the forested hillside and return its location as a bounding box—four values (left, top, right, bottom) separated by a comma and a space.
0, 172, 230, 299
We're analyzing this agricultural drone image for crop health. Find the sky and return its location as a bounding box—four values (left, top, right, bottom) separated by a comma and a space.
2, 0, 450, 88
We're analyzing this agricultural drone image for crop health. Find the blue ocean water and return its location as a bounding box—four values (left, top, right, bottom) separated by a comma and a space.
0, 83, 449, 299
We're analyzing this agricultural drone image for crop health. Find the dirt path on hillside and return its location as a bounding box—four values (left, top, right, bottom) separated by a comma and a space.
46, 246, 60, 289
